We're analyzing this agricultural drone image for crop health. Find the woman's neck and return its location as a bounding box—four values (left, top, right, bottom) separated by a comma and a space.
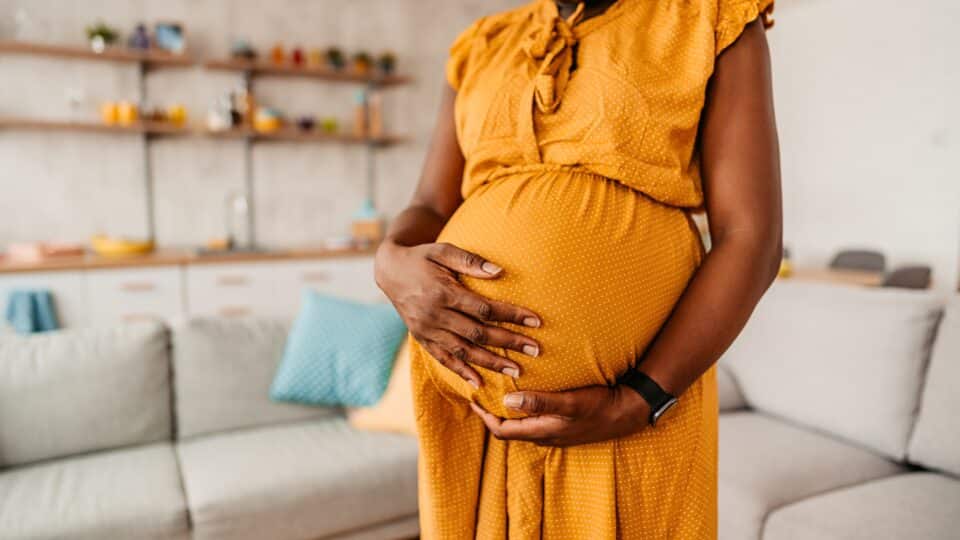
554, 0, 619, 21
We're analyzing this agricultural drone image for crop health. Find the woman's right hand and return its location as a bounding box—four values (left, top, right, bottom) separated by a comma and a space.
374, 240, 541, 388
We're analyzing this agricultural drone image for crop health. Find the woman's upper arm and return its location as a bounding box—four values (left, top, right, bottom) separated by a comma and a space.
410, 84, 466, 220
700, 18, 782, 248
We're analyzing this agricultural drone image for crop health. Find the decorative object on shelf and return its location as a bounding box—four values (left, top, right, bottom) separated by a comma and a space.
352, 51, 372, 74
253, 107, 282, 133
778, 246, 793, 278
270, 42, 285, 65
296, 116, 315, 132
320, 117, 339, 134
351, 198, 384, 247
235, 88, 255, 126
307, 48, 324, 68
166, 104, 187, 126
367, 90, 383, 138
230, 39, 257, 60
352, 89, 368, 137
90, 235, 155, 257
100, 102, 119, 125
326, 47, 344, 70
128, 23, 151, 50
85, 21, 118, 53
116, 101, 138, 126
154, 22, 184, 54
6, 242, 85, 262
224, 192, 252, 250
291, 46, 304, 67
377, 51, 396, 75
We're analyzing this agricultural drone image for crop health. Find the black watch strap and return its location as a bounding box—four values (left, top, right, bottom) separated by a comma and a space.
619, 369, 678, 427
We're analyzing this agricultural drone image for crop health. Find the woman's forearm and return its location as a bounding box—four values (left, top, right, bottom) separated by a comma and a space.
635, 229, 781, 397
383, 204, 449, 248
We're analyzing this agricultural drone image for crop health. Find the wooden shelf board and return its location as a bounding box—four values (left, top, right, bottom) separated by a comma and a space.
0, 117, 192, 136
0, 40, 194, 67
204, 58, 411, 86
204, 127, 408, 146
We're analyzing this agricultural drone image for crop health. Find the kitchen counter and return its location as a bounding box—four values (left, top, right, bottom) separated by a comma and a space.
0, 246, 376, 274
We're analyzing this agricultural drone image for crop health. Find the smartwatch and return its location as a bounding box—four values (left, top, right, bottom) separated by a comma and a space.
619, 370, 678, 427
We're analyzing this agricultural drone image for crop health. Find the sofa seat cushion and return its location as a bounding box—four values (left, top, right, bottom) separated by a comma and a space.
719, 412, 904, 540
764, 473, 960, 540
176, 418, 418, 540
0, 443, 189, 540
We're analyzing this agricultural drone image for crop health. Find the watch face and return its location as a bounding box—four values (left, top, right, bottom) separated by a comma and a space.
651, 397, 679, 426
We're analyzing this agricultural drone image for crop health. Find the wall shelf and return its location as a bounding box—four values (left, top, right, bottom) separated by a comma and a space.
204, 127, 407, 146
0, 117, 192, 137
204, 58, 411, 86
0, 40, 194, 67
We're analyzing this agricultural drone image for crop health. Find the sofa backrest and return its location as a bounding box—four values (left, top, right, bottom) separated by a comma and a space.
721, 281, 943, 461
0, 322, 171, 467
171, 317, 337, 439
908, 297, 960, 477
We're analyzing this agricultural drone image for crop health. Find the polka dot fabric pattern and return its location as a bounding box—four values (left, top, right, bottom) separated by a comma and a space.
415, 0, 773, 538
270, 290, 406, 407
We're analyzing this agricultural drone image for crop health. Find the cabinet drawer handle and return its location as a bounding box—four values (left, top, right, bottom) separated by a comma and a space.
300, 271, 331, 283
219, 306, 251, 318
217, 275, 250, 287
122, 313, 157, 322
120, 282, 157, 292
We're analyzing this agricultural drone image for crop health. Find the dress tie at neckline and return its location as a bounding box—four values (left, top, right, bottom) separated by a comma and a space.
523, 1, 585, 114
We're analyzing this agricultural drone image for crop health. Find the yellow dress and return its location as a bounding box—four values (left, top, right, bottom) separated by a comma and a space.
410, 0, 774, 538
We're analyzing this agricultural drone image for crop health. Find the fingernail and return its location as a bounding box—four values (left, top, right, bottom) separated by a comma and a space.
481, 261, 502, 275
522, 344, 539, 357
501, 367, 520, 379
503, 393, 523, 409
523, 317, 541, 328
468, 379, 480, 389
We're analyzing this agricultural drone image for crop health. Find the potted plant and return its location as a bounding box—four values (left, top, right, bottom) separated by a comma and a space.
326, 47, 345, 71
352, 51, 372, 74
85, 21, 118, 53
377, 51, 396, 75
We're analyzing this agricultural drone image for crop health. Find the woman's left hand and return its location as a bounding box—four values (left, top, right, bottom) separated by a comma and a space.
469, 384, 651, 447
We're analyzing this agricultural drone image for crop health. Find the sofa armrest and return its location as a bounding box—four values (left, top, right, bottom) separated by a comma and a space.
717, 363, 748, 412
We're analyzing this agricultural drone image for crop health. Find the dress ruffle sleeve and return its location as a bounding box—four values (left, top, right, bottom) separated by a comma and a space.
715, 0, 775, 56
445, 17, 486, 91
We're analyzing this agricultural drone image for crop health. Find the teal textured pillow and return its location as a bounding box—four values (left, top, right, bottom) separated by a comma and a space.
270, 290, 407, 407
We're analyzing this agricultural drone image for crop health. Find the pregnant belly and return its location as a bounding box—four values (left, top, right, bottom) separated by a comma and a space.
419, 169, 703, 418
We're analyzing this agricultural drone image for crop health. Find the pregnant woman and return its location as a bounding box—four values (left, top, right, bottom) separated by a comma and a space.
375, 0, 781, 538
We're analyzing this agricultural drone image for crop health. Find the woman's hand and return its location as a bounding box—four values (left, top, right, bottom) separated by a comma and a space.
375, 239, 542, 388
469, 384, 651, 447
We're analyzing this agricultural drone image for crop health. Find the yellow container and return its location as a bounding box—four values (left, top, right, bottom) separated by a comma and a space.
117, 101, 138, 126
166, 104, 187, 126
100, 102, 119, 125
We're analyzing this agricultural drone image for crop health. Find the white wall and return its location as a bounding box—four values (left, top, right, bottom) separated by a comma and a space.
0, 0, 957, 289
770, 0, 960, 291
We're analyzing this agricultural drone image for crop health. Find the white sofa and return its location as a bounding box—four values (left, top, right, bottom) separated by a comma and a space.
1, 281, 957, 540
0, 318, 419, 540
717, 281, 959, 540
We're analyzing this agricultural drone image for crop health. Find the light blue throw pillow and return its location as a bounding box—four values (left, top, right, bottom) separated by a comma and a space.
270, 290, 407, 407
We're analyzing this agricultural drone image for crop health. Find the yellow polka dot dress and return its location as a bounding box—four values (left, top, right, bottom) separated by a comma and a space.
409, 0, 774, 538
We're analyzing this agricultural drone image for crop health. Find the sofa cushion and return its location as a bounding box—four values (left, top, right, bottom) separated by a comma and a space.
764, 473, 960, 540
0, 322, 171, 466
722, 281, 941, 460
719, 412, 904, 540
172, 317, 337, 439
0, 443, 189, 540
176, 418, 418, 540
908, 299, 960, 476
717, 363, 747, 412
